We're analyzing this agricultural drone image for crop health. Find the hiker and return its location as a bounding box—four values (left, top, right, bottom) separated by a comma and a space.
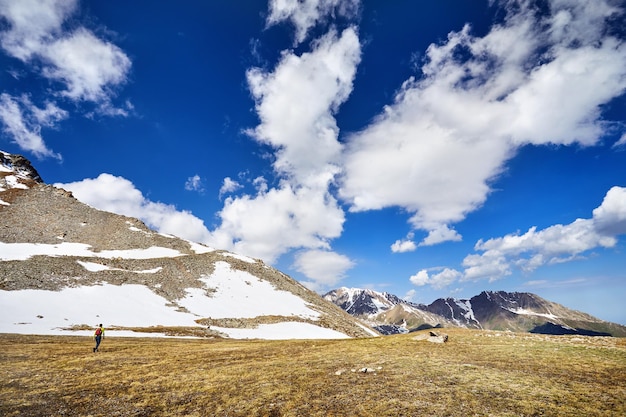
93, 324, 105, 352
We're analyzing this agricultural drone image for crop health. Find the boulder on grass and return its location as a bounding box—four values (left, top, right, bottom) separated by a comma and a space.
427, 331, 448, 343
412, 331, 449, 343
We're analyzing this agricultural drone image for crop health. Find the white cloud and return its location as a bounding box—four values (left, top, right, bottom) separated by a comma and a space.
246, 27, 360, 186
252, 176, 268, 193
462, 251, 513, 282
206, 24, 361, 280
185, 174, 204, 193
293, 249, 355, 291
218, 177, 242, 198
0, 1, 130, 106
41, 28, 131, 105
0, 93, 66, 159
410, 268, 461, 290
461, 186, 626, 282
592, 186, 626, 235
0, 0, 131, 157
409, 270, 430, 287
339, 0, 626, 246
55, 174, 212, 244
419, 225, 462, 247
266, 0, 360, 45
0, 0, 77, 61
208, 182, 345, 264
408, 186, 626, 289
613, 133, 626, 148
390, 238, 416, 253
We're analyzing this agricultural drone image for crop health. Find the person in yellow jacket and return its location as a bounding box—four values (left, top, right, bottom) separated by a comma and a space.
93, 324, 105, 352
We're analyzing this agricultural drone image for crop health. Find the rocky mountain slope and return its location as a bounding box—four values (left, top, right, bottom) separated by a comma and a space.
0, 150, 376, 339
324, 287, 626, 337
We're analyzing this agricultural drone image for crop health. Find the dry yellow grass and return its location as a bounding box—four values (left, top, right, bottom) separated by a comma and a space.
1, 329, 625, 416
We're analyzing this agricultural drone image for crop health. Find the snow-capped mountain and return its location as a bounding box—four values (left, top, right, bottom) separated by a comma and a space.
421, 291, 626, 336
0, 150, 376, 340
323, 287, 458, 335
323, 287, 403, 316
325, 287, 626, 337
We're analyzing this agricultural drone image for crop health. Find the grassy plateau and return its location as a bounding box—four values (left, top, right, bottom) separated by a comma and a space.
1, 328, 625, 416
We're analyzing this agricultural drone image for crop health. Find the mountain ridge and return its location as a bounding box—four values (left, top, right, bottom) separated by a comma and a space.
324, 287, 626, 337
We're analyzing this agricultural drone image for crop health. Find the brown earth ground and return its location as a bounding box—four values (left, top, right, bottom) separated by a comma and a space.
1, 328, 624, 416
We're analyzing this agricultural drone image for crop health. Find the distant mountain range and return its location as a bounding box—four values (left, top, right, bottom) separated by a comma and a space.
323, 287, 626, 337
0, 150, 374, 340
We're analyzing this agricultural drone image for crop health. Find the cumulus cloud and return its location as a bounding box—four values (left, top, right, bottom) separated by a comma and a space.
591, 186, 626, 236
390, 237, 416, 253
0, 0, 76, 60
55, 174, 212, 244
246, 27, 360, 186
267, 0, 360, 45
0, 0, 131, 156
410, 268, 461, 290
0, 0, 131, 106
41, 28, 131, 105
208, 182, 345, 264
293, 249, 355, 291
340, 0, 626, 246
409, 186, 626, 289
420, 225, 462, 247
206, 23, 362, 287
463, 186, 626, 281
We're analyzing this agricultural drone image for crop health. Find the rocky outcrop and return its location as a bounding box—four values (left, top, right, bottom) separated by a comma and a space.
1, 151, 43, 180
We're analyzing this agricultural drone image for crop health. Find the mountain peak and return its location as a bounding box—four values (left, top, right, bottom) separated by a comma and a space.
0, 150, 43, 193
323, 287, 405, 316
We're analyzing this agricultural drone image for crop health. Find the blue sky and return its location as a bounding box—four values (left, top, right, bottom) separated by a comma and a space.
1, 0, 625, 324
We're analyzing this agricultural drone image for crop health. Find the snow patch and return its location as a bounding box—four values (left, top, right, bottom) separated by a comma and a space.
2, 175, 28, 190
157, 233, 176, 239
0, 284, 200, 335
77, 261, 111, 272
510, 308, 559, 320
455, 299, 479, 326
401, 304, 413, 313
77, 261, 164, 274
371, 297, 390, 313
188, 241, 215, 254
0, 242, 184, 261
177, 261, 320, 319
0, 280, 347, 340
221, 252, 256, 263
